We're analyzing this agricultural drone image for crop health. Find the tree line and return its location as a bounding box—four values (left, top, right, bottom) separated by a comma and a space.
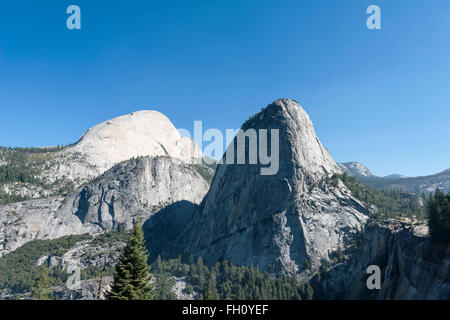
21, 221, 312, 300
105, 221, 312, 300
0, 147, 76, 205
427, 188, 450, 243
331, 173, 425, 221
16, 184, 450, 300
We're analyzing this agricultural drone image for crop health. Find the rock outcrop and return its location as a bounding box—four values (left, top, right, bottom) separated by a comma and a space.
161, 98, 368, 276
0, 111, 204, 203
0, 157, 209, 256
68, 110, 203, 173
321, 223, 450, 299
59, 156, 209, 231
338, 162, 374, 178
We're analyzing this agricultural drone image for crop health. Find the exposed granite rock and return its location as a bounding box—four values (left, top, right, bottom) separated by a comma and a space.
167, 98, 368, 276
71, 110, 203, 168
0, 196, 78, 256
1, 110, 204, 202
37, 237, 126, 271
338, 162, 374, 178
2, 102, 448, 301
53, 277, 114, 300
59, 156, 209, 231
172, 276, 198, 300
0, 157, 209, 257
1, 183, 53, 199
321, 223, 450, 299
45, 110, 204, 186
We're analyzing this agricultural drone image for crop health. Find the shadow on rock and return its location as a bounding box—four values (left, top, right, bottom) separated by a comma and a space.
143, 200, 197, 261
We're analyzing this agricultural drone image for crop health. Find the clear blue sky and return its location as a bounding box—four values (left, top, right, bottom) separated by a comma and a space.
0, 0, 449, 177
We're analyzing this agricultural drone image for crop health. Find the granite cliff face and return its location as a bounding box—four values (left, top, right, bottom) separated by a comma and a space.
321, 223, 450, 299
0, 110, 203, 201
60, 156, 208, 231
162, 99, 368, 276
46, 110, 203, 186
0, 157, 209, 256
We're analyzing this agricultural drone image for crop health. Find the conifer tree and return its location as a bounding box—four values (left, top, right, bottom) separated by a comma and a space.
302, 283, 314, 300
237, 285, 245, 300
32, 266, 51, 300
107, 220, 154, 300
205, 271, 219, 300
427, 189, 450, 243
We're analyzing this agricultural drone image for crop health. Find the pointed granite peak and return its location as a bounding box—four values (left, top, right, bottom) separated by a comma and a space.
238, 98, 340, 181
170, 98, 366, 277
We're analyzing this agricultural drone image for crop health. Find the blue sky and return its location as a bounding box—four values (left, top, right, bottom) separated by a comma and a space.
0, 0, 449, 177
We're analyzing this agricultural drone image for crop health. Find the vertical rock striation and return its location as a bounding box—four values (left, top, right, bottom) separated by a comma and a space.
172, 98, 368, 276
0, 157, 209, 256
321, 223, 450, 299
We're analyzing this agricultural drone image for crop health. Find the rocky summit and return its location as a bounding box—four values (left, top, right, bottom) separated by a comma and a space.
338, 162, 374, 178
69, 110, 203, 173
152, 98, 368, 277
0, 110, 205, 203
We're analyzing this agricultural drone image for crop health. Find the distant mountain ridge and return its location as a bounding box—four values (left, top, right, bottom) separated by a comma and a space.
338, 162, 450, 194
338, 162, 374, 178
383, 174, 408, 179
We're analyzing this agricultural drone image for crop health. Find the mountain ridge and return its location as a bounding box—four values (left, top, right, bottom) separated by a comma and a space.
338, 162, 450, 193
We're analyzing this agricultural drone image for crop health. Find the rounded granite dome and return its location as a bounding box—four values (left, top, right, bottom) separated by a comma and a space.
70, 110, 203, 172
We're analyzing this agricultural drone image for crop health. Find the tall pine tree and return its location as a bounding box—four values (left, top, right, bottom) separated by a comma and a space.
107, 219, 154, 300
